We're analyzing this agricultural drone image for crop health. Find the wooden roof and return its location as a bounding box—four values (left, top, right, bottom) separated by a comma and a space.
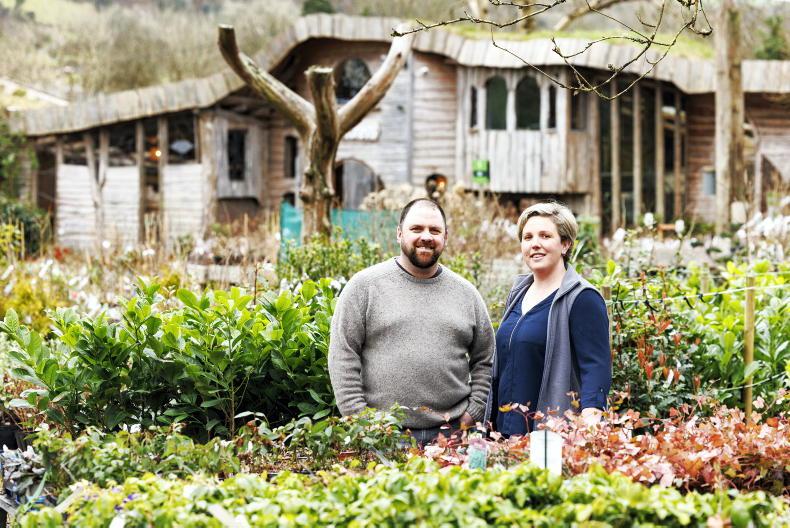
11, 14, 790, 136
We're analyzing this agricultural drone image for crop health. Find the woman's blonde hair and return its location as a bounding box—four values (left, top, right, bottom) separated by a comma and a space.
517, 202, 578, 262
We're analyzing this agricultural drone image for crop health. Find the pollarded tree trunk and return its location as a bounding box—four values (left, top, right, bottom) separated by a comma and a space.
218, 24, 413, 241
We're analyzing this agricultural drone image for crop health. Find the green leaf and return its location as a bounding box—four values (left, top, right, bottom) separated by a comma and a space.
4, 308, 19, 333
201, 399, 224, 409
301, 281, 317, 301
177, 289, 199, 308
743, 361, 763, 380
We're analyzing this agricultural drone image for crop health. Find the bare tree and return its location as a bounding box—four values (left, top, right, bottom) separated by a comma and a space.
392, 0, 712, 99
218, 25, 414, 240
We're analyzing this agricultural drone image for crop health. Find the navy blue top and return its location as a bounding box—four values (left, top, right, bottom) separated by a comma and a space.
494, 288, 610, 436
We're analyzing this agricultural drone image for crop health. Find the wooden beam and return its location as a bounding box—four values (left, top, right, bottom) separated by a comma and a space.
589, 91, 601, 230
673, 90, 683, 219
158, 118, 168, 240
655, 84, 665, 220
633, 83, 642, 223
610, 82, 621, 232
136, 121, 145, 244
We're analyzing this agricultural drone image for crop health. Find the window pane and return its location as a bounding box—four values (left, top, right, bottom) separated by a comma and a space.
470, 86, 478, 128
168, 113, 196, 163
547, 85, 557, 129
571, 93, 587, 130
485, 76, 507, 130
515, 76, 540, 130
335, 58, 371, 104
284, 135, 298, 179
108, 124, 136, 167
228, 129, 247, 182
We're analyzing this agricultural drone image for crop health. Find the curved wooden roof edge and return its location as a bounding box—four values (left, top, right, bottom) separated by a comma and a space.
10, 13, 790, 136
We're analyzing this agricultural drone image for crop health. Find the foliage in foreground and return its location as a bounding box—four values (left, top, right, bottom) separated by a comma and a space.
18, 407, 410, 500
18, 459, 788, 528
0, 279, 336, 438
593, 259, 790, 416
425, 404, 789, 495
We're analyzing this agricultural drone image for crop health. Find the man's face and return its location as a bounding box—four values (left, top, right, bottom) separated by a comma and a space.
397, 203, 447, 269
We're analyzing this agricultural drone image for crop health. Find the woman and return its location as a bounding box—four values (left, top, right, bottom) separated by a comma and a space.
484, 202, 611, 435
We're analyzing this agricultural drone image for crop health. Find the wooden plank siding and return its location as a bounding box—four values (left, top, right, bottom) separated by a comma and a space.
457, 67, 588, 194
162, 164, 204, 240
411, 52, 457, 186
685, 94, 717, 221
55, 164, 96, 248
102, 167, 140, 244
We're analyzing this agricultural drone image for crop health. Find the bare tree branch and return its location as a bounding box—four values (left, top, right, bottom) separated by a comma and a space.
218, 25, 314, 138
553, 0, 640, 31
339, 27, 415, 135
394, 0, 712, 99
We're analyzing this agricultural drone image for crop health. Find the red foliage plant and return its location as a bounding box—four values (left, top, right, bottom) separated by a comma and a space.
422, 400, 789, 495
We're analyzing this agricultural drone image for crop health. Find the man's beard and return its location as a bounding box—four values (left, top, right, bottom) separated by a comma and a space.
403, 242, 442, 269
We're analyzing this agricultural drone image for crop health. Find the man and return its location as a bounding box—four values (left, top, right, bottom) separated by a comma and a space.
328, 198, 495, 444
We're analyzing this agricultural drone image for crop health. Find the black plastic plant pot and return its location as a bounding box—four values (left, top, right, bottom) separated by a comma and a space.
0, 425, 19, 451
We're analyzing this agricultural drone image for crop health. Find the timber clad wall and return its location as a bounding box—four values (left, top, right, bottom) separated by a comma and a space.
412, 52, 457, 185
56, 165, 96, 248
103, 167, 140, 244
163, 164, 204, 239
686, 95, 716, 221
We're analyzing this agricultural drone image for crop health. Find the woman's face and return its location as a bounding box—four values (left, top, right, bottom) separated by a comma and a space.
520, 215, 570, 274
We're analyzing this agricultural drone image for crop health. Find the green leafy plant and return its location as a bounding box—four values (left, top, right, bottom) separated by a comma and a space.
17, 459, 789, 527
0, 278, 337, 438
237, 406, 412, 472
277, 228, 388, 282
29, 425, 240, 496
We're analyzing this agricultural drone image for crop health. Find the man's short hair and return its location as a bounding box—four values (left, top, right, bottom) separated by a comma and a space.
399, 198, 447, 229
517, 201, 578, 262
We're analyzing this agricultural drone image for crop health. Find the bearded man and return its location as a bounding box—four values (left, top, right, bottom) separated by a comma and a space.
328, 198, 494, 444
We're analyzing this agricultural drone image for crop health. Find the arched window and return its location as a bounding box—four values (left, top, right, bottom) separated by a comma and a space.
334, 58, 371, 103
485, 76, 507, 130
515, 76, 540, 130
547, 85, 557, 129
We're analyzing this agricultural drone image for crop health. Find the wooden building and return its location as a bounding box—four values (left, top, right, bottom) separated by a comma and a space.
9, 14, 790, 247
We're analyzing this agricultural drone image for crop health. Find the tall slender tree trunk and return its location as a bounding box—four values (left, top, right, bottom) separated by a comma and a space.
714, 0, 744, 234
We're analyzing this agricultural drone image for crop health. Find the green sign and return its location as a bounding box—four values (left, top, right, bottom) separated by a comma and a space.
472, 159, 490, 185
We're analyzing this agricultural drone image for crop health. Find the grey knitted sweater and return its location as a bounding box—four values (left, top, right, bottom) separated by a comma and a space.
328, 259, 495, 429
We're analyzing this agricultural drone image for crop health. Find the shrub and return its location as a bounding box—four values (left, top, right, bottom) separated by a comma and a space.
430, 404, 789, 495
0, 278, 337, 438
17, 460, 789, 527
277, 229, 388, 282
0, 196, 50, 258
589, 259, 790, 416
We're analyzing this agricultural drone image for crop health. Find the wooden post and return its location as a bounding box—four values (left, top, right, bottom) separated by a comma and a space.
633, 83, 643, 223
136, 121, 145, 244
655, 84, 665, 221
743, 274, 755, 419
158, 117, 169, 245
610, 82, 621, 232
673, 90, 683, 219
602, 284, 613, 347
589, 92, 602, 235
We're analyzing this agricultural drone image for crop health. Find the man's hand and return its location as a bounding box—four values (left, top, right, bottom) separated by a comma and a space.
459, 411, 476, 430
